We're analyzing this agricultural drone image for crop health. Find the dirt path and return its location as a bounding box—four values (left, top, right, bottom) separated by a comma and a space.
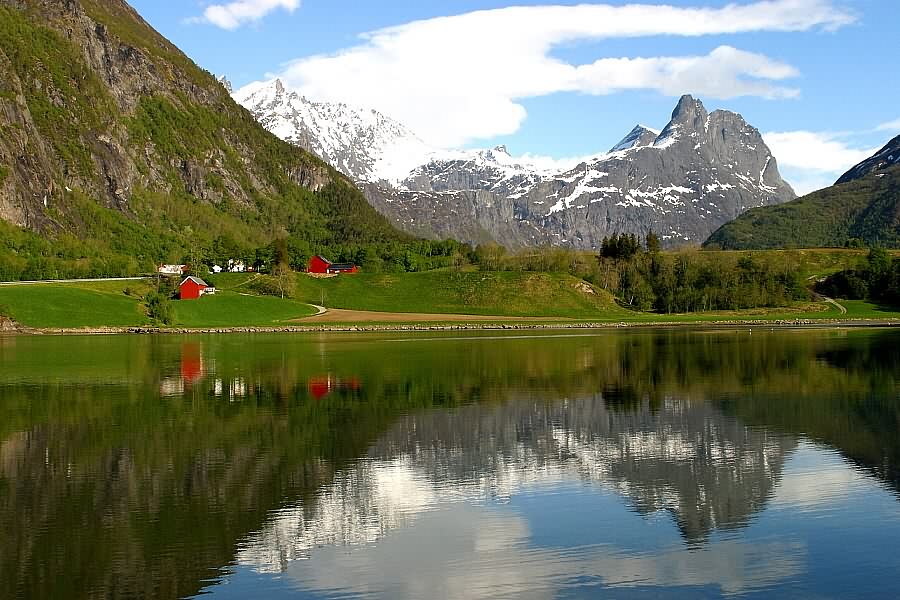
296, 308, 569, 323
823, 297, 848, 315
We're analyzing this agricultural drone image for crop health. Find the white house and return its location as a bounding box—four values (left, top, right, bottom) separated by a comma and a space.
228, 259, 247, 273
159, 264, 188, 276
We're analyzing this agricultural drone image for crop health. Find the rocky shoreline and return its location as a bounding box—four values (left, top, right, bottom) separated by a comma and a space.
3, 318, 899, 336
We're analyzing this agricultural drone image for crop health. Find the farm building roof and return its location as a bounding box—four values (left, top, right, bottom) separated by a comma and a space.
180, 276, 208, 287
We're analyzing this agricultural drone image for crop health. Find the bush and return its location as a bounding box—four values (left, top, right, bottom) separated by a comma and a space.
248, 273, 293, 299
816, 271, 869, 300
144, 291, 173, 325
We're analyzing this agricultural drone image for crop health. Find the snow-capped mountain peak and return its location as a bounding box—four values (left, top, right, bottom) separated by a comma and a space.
234, 79, 435, 184
609, 125, 659, 153
237, 80, 795, 248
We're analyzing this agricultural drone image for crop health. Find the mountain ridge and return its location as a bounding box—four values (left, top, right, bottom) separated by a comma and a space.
837, 133, 900, 184
705, 136, 900, 249
0, 0, 408, 278
237, 79, 796, 248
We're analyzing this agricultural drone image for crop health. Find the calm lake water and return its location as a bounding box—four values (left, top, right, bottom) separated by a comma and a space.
2, 328, 900, 599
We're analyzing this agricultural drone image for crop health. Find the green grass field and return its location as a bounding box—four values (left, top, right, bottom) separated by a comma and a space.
172, 291, 318, 327
2, 268, 900, 330
0, 280, 318, 329
289, 270, 628, 319
838, 300, 900, 319
0, 281, 150, 328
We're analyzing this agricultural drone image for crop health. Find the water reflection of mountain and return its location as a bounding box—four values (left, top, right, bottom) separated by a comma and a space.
238, 394, 796, 572
1, 329, 899, 599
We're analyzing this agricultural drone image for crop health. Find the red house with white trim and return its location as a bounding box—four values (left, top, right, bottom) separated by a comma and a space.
308, 255, 359, 275
179, 276, 209, 300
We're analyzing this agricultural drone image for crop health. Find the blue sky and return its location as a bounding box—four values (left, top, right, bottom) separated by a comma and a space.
130, 0, 900, 194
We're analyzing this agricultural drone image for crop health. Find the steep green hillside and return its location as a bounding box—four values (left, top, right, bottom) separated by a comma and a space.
705, 164, 900, 250
0, 0, 409, 280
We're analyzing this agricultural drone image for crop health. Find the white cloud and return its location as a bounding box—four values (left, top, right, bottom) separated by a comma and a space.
574, 46, 800, 99
876, 118, 900, 132
763, 131, 878, 195
257, 0, 854, 146
777, 171, 839, 196
195, 0, 300, 30
763, 131, 876, 172
277, 505, 805, 599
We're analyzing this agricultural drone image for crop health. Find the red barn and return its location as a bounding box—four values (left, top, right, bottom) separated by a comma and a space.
308, 255, 359, 275
308, 255, 332, 274
179, 276, 209, 300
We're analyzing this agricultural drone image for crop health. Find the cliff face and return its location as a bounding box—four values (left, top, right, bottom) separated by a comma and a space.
0, 0, 399, 266
240, 77, 796, 249
371, 96, 796, 248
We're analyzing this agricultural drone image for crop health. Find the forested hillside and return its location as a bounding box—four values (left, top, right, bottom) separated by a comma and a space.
705, 146, 900, 250
0, 0, 411, 279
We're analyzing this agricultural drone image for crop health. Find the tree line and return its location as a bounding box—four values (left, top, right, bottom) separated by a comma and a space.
468, 232, 809, 313
816, 248, 900, 305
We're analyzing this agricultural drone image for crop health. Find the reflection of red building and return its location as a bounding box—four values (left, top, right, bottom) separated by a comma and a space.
308, 375, 361, 400
180, 343, 204, 384
308, 255, 359, 275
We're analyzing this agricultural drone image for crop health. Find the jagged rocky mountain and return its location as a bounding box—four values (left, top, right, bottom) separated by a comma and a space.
609, 124, 659, 152
236, 79, 436, 185
237, 80, 796, 248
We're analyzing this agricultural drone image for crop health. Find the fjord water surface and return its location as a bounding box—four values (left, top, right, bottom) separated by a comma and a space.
1, 328, 899, 599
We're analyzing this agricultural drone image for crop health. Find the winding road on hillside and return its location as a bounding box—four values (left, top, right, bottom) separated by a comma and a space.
806, 275, 847, 315
823, 297, 848, 315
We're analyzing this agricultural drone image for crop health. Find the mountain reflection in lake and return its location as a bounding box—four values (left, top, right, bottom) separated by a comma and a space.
1, 329, 900, 599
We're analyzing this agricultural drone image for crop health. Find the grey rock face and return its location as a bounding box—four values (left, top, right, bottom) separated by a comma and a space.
836, 133, 900, 184
0, 0, 333, 234
243, 85, 796, 248
372, 96, 795, 247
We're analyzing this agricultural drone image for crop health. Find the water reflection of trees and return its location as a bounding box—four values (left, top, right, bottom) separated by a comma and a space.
0, 329, 898, 598
727, 330, 900, 493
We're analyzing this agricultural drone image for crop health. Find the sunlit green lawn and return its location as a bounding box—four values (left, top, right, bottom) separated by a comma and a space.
172, 291, 318, 327
0, 283, 149, 328
0, 281, 318, 328
2, 274, 898, 329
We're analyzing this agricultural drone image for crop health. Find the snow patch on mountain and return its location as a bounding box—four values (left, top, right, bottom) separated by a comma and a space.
609, 125, 659, 153
236, 80, 796, 248
235, 79, 437, 184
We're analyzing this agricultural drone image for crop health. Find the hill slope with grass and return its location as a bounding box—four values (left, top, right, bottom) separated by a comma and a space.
289, 271, 629, 319
0, 0, 408, 280
705, 151, 900, 250
0, 279, 319, 328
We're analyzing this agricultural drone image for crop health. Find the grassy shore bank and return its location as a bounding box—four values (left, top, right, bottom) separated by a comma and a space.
0, 279, 318, 329
2, 271, 900, 332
